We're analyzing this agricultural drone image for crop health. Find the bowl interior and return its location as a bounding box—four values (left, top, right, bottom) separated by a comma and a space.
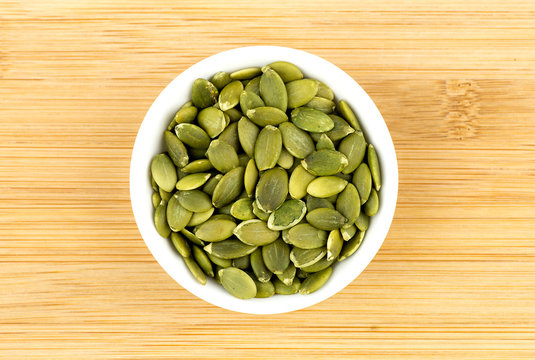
130, 46, 398, 314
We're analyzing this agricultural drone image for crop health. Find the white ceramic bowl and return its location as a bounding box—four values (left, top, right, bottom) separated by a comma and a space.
130, 46, 398, 314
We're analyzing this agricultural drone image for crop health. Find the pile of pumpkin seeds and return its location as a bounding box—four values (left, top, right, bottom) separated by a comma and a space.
150, 61, 381, 299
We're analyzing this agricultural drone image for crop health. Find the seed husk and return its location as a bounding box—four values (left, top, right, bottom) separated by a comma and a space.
202, 173, 222, 196
180, 228, 205, 246
191, 78, 219, 109
306, 195, 335, 211
306, 208, 347, 230
286, 79, 319, 108
187, 207, 215, 227
340, 224, 357, 241
286, 223, 328, 249
244, 159, 258, 198
259, 66, 287, 112
339, 131, 367, 174
288, 165, 317, 200
367, 144, 382, 191
326, 230, 343, 261
164, 131, 189, 168
299, 266, 332, 294
252, 200, 270, 221
338, 100, 362, 130
244, 76, 261, 95
273, 277, 301, 295
239, 90, 265, 115
212, 166, 244, 208
218, 80, 243, 111
207, 253, 232, 268
364, 188, 379, 216
254, 279, 275, 298
254, 125, 282, 171
255, 168, 288, 213
300, 256, 335, 273
279, 122, 315, 159
206, 139, 239, 173
176, 172, 211, 191
307, 176, 348, 198
250, 248, 272, 282
230, 198, 255, 220
230, 67, 262, 80
232, 255, 250, 270
237, 116, 260, 158
219, 267, 257, 299
177, 190, 212, 213
316, 81, 334, 100
336, 183, 360, 225
204, 239, 257, 259
302, 150, 348, 176
276, 263, 297, 286
183, 257, 207, 285
171, 105, 198, 128
175, 123, 211, 149
276, 148, 294, 169
170, 232, 191, 257
339, 230, 365, 261
152, 192, 161, 208
246, 106, 288, 127
315, 133, 335, 151
195, 218, 236, 242
291, 107, 334, 132
290, 247, 326, 268
192, 245, 214, 277
210, 71, 232, 90
151, 154, 177, 193
324, 114, 355, 141
154, 200, 171, 237
166, 194, 193, 232
182, 159, 213, 173
268, 61, 303, 82
218, 121, 241, 154
233, 219, 279, 246
267, 199, 307, 230
262, 238, 290, 275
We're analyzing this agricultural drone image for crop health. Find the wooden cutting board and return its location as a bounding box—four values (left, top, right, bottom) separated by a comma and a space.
1, 1, 534, 358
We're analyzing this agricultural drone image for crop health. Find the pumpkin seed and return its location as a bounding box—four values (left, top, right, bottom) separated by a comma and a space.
246, 106, 288, 127
300, 256, 334, 273
291, 107, 334, 132
268, 61, 303, 82
230, 198, 255, 220
338, 100, 361, 130
187, 207, 215, 227
254, 125, 282, 171
212, 166, 244, 208
244, 159, 258, 198
192, 245, 214, 277
224, 107, 242, 122
182, 159, 213, 173
306, 208, 347, 230
307, 176, 348, 198
286, 79, 319, 108
244, 76, 261, 95
316, 81, 334, 100
195, 218, 236, 242
204, 239, 257, 259
279, 122, 315, 159
159, 188, 172, 202
196, 107, 225, 138
367, 144, 381, 191
154, 200, 171, 237
175, 123, 211, 149
276, 148, 294, 169
151, 154, 177, 193
324, 115, 355, 141
338, 230, 365, 261
183, 257, 207, 285
232, 255, 250, 270
219, 267, 257, 299
326, 230, 343, 261
259, 66, 287, 112
151, 176, 158, 192
234, 219, 279, 246
218, 81, 243, 111
177, 190, 212, 212
237, 116, 260, 158
176, 172, 211, 191
297, 268, 310, 279
290, 247, 326, 268
239, 90, 265, 115
255, 168, 288, 213
152, 192, 161, 208
288, 165, 317, 200
339, 131, 367, 174
276, 263, 297, 286
340, 224, 357, 241
206, 139, 239, 173
355, 211, 370, 231
274, 277, 301, 295
166, 194, 193, 232
286, 223, 328, 249
252, 200, 269, 221
262, 238, 290, 275
170, 232, 191, 257
230, 67, 262, 80
306, 195, 335, 211
299, 266, 332, 294
336, 183, 360, 225
302, 150, 348, 176
238, 153, 250, 167
250, 248, 272, 282
306, 96, 335, 114
315, 133, 335, 151
207, 253, 232, 268
170, 105, 198, 129
191, 78, 218, 109
180, 228, 205, 246
254, 279, 275, 298
364, 188, 379, 216
164, 131, 189, 168
202, 173, 222, 196
210, 71, 231, 90
267, 199, 307, 230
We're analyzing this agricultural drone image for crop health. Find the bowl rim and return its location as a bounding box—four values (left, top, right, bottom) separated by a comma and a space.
130, 46, 398, 314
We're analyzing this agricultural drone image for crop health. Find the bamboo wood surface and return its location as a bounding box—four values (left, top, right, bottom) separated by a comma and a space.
1, 1, 535, 358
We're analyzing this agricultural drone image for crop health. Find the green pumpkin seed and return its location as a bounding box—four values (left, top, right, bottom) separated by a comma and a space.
187, 207, 215, 227
244, 159, 258, 198
301, 150, 348, 176
188, 148, 207, 161
192, 245, 214, 277
171, 105, 198, 129
338, 230, 365, 261
254, 279, 275, 298
176, 190, 212, 213
191, 78, 218, 109
218, 81, 243, 111
202, 173, 222, 196
204, 239, 257, 259
335, 172, 352, 182
244, 76, 261, 95
254, 125, 282, 171
230, 198, 255, 220
239, 90, 265, 115
182, 159, 213, 173
301, 256, 335, 273
219, 267, 257, 299
367, 144, 381, 191
151, 154, 177, 193
197, 107, 226, 138
307, 176, 348, 198
210, 71, 231, 90
306, 195, 335, 211
224, 107, 242, 122
305, 96, 335, 114
206, 139, 239, 173
324, 115, 355, 141
159, 188, 172, 202
290, 247, 326, 268
259, 66, 287, 112
288, 165, 317, 200
286, 223, 327, 249
306, 208, 347, 230
195, 218, 236, 242
170, 232, 191, 257
167, 194, 193, 232
175, 123, 211, 149
237, 116, 260, 158
246, 106, 288, 127
152, 192, 161, 208
326, 230, 343, 261
262, 239, 290, 275
211, 214, 235, 221
151, 176, 158, 192
276, 263, 296, 286
273, 277, 301, 295
230, 67, 262, 80
164, 131, 189, 168
316, 81, 334, 100
336, 183, 360, 225
154, 200, 171, 237
233, 219, 279, 246
286, 79, 319, 108
255, 168, 288, 213
326, 194, 338, 203
180, 228, 205, 246
268, 61, 303, 82
339, 131, 367, 174
276, 148, 294, 169
291, 107, 334, 132
183, 257, 207, 285
279, 122, 315, 159
364, 188, 379, 216
176, 172, 211, 191
250, 248, 272, 282
252, 200, 269, 221
340, 224, 357, 241
338, 100, 361, 130
355, 211, 370, 231
232, 255, 250, 270
297, 269, 310, 279
315, 133, 335, 151
299, 266, 332, 294
238, 154, 250, 168
281, 229, 291, 244
267, 199, 306, 230
207, 253, 232, 268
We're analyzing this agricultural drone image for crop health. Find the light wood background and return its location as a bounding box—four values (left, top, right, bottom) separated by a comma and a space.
1, 1, 535, 359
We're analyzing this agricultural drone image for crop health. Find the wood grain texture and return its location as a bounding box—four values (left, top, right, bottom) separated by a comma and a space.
1, 0, 535, 358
